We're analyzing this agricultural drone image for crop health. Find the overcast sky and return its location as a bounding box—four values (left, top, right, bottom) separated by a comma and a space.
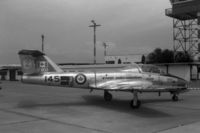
1, 0, 172, 64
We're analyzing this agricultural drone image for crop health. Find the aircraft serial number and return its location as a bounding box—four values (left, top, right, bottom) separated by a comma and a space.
44, 76, 73, 86
44, 76, 60, 83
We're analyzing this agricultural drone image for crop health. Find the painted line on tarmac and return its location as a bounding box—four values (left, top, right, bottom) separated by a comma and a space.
0, 119, 40, 126
0, 108, 112, 133
154, 119, 200, 133
153, 104, 200, 112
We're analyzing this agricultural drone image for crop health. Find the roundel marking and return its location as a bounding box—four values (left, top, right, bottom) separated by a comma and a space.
75, 74, 87, 85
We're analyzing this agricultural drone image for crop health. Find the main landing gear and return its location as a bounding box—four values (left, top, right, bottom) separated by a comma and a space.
104, 91, 112, 101
130, 91, 141, 109
172, 94, 179, 101
104, 90, 141, 109
170, 91, 179, 102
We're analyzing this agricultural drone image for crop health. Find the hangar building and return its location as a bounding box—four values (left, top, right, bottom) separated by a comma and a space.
0, 65, 22, 81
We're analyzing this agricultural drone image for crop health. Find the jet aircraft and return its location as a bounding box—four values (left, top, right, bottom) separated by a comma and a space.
18, 50, 188, 109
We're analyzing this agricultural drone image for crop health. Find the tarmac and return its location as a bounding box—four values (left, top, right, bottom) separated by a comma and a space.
0, 81, 200, 133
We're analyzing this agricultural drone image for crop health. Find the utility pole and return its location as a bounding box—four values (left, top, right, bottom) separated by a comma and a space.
89, 20, 101, 64
41, 34, 45, 53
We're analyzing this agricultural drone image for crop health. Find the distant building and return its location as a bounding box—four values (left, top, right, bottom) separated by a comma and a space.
105, 55, 142, 65
156, 62, 200, 81
0, 65, 22, 81
1, 60, 200, 82
104, 55, 200, 81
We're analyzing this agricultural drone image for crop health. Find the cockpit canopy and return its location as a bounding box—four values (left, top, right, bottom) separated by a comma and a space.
139, 64, 165, 74
121, 64, 142, 73
121, 64, 166, 74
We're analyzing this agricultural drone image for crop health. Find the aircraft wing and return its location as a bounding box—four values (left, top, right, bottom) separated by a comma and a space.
89, 79, 187, 92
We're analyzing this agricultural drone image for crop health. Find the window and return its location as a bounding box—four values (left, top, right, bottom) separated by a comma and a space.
106, 61, 115, 64
17, 71, 23, 75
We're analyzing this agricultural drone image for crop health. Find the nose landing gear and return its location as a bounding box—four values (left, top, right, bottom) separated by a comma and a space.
130, 91, 141, 109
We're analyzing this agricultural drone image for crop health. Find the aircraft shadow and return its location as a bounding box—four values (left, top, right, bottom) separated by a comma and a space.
17, 95, 171, 118
82, 95, 171, 117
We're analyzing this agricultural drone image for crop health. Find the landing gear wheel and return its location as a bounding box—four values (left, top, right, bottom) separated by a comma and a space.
130, 100, 141, 109
104, 91, 112, 101
172, 95, 179, 102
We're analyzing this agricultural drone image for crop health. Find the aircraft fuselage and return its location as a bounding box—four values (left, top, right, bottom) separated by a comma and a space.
22, 70, 187, 93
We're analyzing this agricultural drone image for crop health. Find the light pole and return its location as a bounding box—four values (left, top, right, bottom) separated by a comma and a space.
89, 20, 101, 64
103, 42, 109, 57
41, 34, 44, 53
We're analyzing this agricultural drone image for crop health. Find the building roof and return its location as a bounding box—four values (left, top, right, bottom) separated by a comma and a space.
154, 62, 200, 66
0, 64, 21, 70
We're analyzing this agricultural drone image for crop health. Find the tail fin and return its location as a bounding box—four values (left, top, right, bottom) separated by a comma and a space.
18, 50, 63, 75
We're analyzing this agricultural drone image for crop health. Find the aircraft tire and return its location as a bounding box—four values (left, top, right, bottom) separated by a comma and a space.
104, 91, 112, 101
130, 100, 141, 109
172, 95, 178, 102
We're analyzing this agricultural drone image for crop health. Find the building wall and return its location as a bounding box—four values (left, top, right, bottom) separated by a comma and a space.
168, 65, 190, 81
105, 55, 142, 64
158, 64, 191, 81
0, 69, 22, 81
16, 70, 22, 80
5, 70, 9, 80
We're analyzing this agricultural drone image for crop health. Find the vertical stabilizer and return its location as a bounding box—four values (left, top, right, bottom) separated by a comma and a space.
18, 50, 63, 75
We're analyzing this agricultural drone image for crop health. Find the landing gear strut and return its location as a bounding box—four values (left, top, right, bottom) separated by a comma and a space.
172, 94, 179, 101
130, 91, 141, 109
104, 91, 112, 101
